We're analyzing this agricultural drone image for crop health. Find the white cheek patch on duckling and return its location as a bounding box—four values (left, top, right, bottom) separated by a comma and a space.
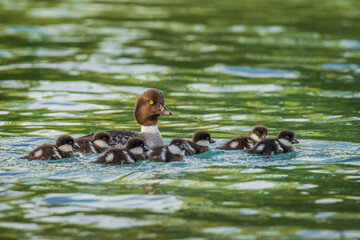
251, 133, 261, 143
278, 139, 292, 147
229, 141, 239, 149
256, 144, 265, 152
53, 147, 62, 159
168, 145, 185, 155
34, 149, 43, 158
59, 144, 73, 153
94, 140, 109, 149
195, 140, 210, 147
130, 147, 143, 155
89, 142, 97, 153
105, 153, 114, 162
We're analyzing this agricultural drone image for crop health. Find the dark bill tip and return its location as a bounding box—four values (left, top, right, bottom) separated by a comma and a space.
156, 105, 172, 115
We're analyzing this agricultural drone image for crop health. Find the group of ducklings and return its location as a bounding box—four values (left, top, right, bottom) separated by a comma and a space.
24, 125, 299, 164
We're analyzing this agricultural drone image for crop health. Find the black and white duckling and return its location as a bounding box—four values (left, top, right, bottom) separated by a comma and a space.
94, 137, 147, 165
77, 88, 172, 149
184, 130, 215, 156
147, 138, 187, 162
74, 131, 115, 154
217, 125, 268, 150
248, 129, 299, 155
24, 135, 80, 160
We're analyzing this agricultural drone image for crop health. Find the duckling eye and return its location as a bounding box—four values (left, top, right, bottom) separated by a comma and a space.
149, 100, 154, 105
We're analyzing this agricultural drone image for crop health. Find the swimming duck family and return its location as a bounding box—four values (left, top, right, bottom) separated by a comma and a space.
23, 88, 300, 162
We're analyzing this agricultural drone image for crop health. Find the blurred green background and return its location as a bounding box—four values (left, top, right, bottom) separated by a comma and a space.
0, 0, 359, 142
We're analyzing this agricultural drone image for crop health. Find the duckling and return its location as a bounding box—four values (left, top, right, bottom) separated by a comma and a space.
74, 131, 115, 154
24, 135, 80, 160
94, 137, 147, 165
249, 129, 299, 155
184, 130, 215, 156
217, 125, 268, 150
147, 138, 186, 162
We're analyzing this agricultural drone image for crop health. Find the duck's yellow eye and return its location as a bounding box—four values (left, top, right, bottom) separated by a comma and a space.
149, 100, 153, 105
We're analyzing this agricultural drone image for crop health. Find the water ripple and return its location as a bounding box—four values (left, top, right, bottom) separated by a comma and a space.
210, 65, 298, 78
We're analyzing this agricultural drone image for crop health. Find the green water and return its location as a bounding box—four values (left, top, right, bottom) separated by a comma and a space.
0, 0, 360, 239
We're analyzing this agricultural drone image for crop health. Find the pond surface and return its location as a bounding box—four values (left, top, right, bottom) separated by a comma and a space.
0, 0, 360, 239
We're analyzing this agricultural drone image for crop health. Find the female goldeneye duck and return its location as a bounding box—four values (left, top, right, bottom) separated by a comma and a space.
184, 130, 215, 156
217, 125, 268, 150
24, 135, 80, 160
147, 138, 187, 162
94, 137, 148, 165
249, 129, 299, 156
74, 131, 116, 154
77, 88, 172, 149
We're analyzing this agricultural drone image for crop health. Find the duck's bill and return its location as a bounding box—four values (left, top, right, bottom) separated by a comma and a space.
108, 140, 117, 145
292, 139, 299, 144
156, 105, 172, 115
73, 143, 80, 149
210, 139, 216, 143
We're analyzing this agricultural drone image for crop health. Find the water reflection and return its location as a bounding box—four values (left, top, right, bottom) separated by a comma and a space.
1, 0, 360, 238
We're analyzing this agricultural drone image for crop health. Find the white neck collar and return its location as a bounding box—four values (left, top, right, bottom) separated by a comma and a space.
141, 125, 159, 134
